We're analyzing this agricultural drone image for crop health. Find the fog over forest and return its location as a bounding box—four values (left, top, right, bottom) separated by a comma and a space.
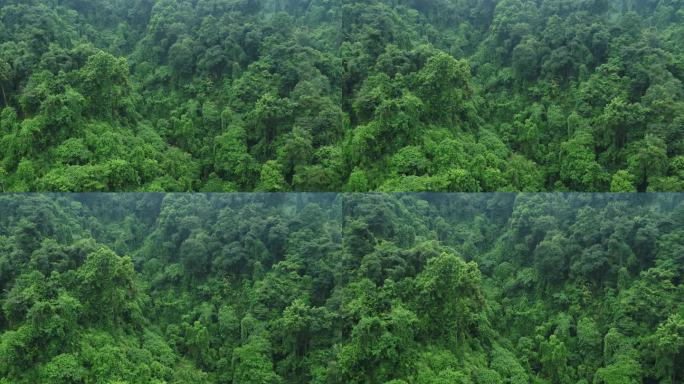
0, 0, 683, 191
0, 193, 682, 383
1, 0, 683, 382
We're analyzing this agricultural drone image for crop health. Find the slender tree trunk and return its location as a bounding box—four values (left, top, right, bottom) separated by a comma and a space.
0, 84, 7, 107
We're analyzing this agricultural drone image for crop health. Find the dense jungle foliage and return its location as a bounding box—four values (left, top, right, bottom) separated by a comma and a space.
0, 0, 683, 192
0, 193, 682, 383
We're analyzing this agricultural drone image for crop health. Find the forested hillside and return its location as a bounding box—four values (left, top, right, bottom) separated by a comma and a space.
0, 0, 683, 192
0, 193, 682, 383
